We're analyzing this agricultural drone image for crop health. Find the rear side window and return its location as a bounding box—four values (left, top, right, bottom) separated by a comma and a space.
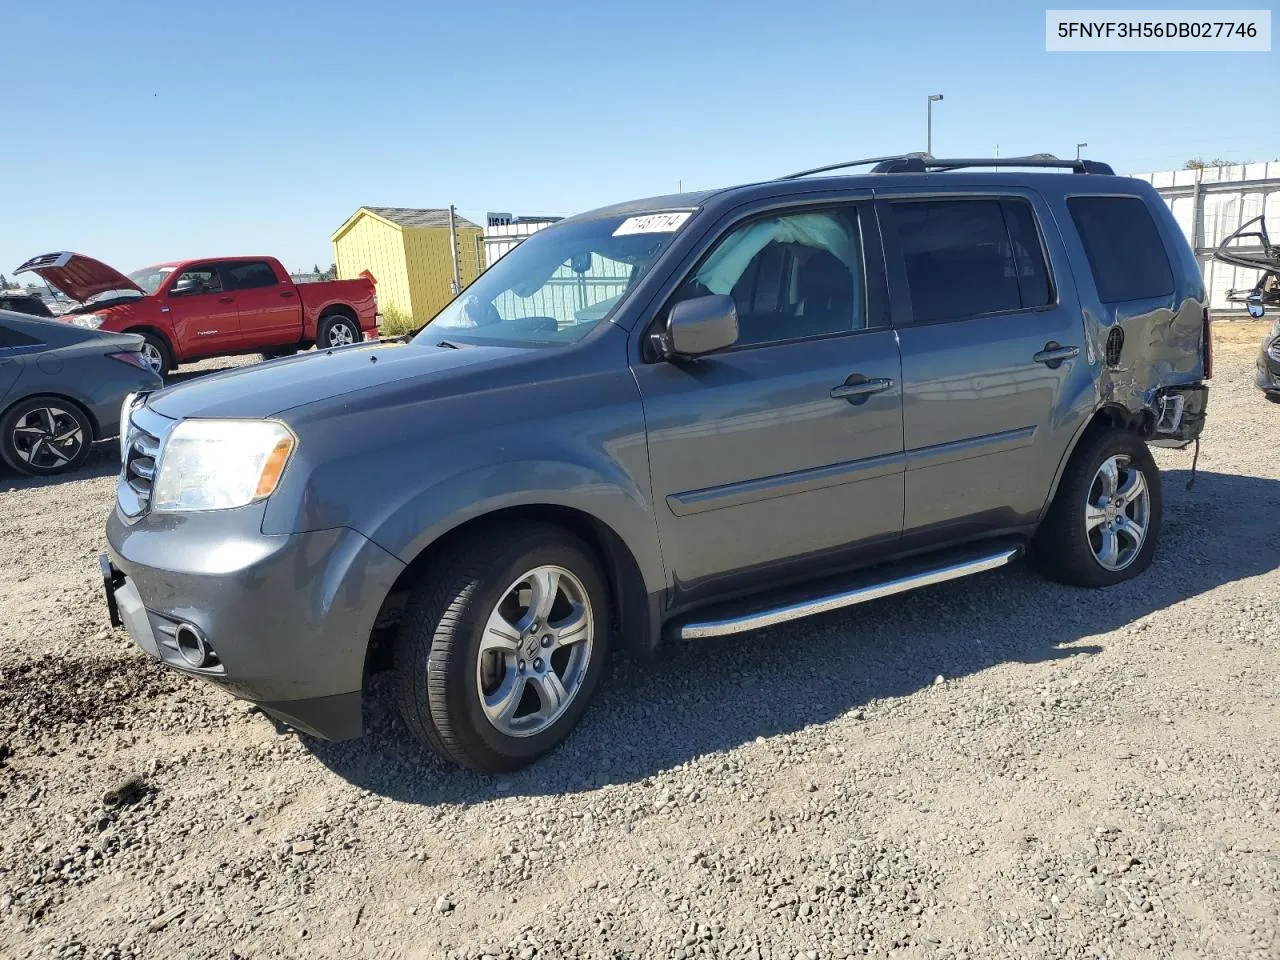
0, 323, 44, 347
1067, 196, 1174, 303
224, 261, 279, 290
891, 198, 1052, 323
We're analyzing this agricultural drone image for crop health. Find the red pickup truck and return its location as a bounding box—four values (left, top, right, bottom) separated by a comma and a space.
15, 252, 378, 374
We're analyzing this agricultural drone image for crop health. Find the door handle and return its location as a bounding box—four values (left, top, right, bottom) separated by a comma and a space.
280, 290, 295, 298
831, 376, 895, 405
218, 295, 235, 304
1033, 342, 1079, 368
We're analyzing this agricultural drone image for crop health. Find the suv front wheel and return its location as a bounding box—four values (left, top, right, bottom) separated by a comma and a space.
393, 523, 611, 772
1033, 429, 1163, 588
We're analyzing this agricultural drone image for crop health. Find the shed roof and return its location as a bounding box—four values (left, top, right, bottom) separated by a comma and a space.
331, 206, 481, 243
366, 207, 480, 229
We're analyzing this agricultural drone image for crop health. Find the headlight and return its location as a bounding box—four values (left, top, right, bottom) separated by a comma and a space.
153, 420, 296, 513
118, 392, 140, 462
70, 313, 105, 329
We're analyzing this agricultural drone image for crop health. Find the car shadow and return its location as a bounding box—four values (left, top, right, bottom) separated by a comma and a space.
0, 439, 122, 489
303, 468, 1280, 802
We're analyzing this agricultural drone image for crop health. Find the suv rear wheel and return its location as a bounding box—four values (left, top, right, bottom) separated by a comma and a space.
1033, 429, 1162, 587
393, 523, 611, 772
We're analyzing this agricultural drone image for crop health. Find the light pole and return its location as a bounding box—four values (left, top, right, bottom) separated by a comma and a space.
1076, 142, 1088, 160
927, 94, 944, 154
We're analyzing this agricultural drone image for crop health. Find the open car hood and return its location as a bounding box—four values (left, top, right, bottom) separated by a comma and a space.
14, 251, 144, 303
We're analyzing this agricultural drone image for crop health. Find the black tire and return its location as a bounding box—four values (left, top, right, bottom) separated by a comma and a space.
137, 331, 173, 376
1033, 428, 1162, 587
317, 313, 361, 349
0, 396, 94, 477
393, 523, 611, 773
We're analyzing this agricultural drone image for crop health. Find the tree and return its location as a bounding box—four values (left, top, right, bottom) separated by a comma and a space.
327, 262, 337, 281
0, 274, 8, 289
312, 264, 322, 276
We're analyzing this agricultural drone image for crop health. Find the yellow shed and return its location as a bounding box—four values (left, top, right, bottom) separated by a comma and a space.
330, 207, 483, 325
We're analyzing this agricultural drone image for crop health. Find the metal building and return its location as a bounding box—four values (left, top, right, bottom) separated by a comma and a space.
331, 207, 483, 323
1132, 163, 1280, 313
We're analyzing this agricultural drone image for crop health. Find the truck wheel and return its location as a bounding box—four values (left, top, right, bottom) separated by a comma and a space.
394, 523, 611, 773
318, 314, 360, 349
1, 397, 94, 477
1032, 429, 1162, 588
138, 333, 173, 376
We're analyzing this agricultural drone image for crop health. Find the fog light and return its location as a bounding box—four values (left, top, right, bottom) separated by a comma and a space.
174, 623, 213, 668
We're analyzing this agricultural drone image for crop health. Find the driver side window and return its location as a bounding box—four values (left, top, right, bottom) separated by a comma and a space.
173, 265, 223, 295
672, 207, 865, 347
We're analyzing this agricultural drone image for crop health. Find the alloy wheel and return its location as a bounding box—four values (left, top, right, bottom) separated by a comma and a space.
1085, 454, 1151, 571
475, 565, 595, 738
140, 341, 164, 373
327, 322, 356, 347
11, 406, 85, 470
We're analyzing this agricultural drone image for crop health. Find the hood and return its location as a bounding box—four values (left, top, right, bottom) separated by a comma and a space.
147, 339, 530, 420
14, 251, 144, 303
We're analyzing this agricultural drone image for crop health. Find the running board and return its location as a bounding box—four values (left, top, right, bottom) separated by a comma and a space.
678, 545, 1023, 640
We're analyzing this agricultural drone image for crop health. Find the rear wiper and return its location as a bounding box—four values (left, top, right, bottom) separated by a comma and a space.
434, 339, 470, 350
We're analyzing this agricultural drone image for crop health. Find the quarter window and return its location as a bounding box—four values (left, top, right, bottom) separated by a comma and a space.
1067, 196, 1174, 303
892, 198, 1052, 323
670, 208, 866, 347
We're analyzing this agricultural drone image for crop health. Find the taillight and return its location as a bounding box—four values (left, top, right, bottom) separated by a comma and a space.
108, 351, 152, 371
1202, 307, 1213, 380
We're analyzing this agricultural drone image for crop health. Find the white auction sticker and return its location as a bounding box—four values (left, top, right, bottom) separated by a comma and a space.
613, 212, 693, 236
1047, 10, 1270, 51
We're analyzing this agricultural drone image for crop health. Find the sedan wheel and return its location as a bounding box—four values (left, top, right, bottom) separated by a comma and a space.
1, 399, 94, 477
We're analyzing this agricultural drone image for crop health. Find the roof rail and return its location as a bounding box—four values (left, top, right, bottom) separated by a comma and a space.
778, 154, 930, 180
780, 153, 1115, 179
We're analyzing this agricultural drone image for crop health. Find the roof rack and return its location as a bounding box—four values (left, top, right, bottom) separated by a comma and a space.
779, 153, 1115, 179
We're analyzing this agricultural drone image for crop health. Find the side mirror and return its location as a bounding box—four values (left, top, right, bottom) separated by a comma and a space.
1247, 291, 1266, 319
655, 294, 738, 359
170, 277, 201, 297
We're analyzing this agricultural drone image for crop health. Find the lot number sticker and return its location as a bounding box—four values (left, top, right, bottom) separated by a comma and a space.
613, 212, 692, 236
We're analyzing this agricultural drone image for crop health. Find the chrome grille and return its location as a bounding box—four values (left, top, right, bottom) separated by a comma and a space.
116, 405, 175, 520
119, 428, 159, 514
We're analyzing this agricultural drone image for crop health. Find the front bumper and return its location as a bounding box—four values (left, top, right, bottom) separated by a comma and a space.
103, 503, 405, 740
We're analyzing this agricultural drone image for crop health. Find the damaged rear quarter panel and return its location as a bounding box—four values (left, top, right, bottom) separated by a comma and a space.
1051, 182, 1208, 424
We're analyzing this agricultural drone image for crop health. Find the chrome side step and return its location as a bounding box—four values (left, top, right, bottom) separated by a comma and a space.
678, 546, 1023, 640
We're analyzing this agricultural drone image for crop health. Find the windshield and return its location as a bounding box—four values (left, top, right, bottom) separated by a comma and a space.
414, 211, 693, 346
127, 266, 175, 295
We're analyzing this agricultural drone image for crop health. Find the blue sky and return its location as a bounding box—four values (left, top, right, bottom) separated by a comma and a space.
3, 0, 1276, 279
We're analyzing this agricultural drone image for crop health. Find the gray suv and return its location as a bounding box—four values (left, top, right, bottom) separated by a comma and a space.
101, 155, 1211, 772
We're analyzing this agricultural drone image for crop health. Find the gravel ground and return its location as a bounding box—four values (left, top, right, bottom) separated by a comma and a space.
1, 335, 1277, 960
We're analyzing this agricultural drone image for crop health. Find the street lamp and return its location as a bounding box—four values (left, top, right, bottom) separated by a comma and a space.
927, 94, 944, 155
1076, 142, 1088, 160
